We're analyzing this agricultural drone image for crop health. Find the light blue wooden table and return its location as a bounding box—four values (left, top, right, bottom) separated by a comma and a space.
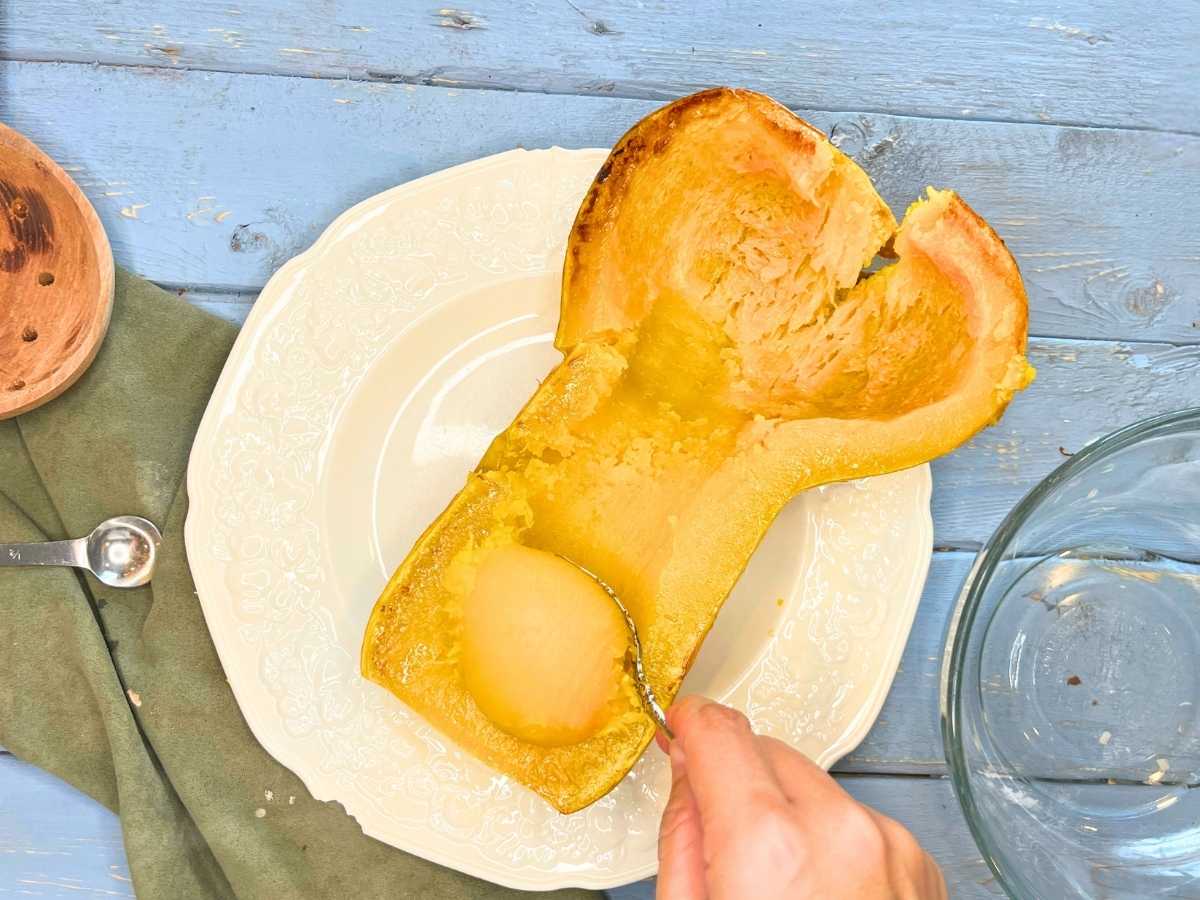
2, 3, 1198, 897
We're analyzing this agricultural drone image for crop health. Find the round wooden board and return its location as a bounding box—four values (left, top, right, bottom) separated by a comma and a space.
1, 122, 114, 419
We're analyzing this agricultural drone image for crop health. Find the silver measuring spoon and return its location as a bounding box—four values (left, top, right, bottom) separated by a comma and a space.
0, 516, 162, 588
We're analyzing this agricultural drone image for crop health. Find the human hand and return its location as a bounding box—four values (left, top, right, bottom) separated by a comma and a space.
656, 696, 947, 899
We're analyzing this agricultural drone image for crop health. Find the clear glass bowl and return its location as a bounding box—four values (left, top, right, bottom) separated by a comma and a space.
943, 408, 1200, 899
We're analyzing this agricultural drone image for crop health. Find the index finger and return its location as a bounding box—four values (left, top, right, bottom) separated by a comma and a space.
668, 696, 788, 850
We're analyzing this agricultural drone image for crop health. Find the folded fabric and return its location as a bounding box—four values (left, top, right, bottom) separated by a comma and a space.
0, 269, 599, 900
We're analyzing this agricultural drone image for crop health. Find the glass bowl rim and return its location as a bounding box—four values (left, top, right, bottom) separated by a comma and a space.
941, 405, 1200, 898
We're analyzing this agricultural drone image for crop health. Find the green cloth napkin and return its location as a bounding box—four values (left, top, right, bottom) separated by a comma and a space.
0, 270, 599, 900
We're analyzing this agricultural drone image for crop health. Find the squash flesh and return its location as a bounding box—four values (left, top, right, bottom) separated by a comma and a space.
362, 88, 1033, 813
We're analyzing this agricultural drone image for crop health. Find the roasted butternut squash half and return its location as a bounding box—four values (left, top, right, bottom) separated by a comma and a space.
362, 88, 1033, 813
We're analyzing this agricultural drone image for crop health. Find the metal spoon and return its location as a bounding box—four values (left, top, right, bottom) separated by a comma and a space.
572, 560, 674, 740
0, 516, 162, 588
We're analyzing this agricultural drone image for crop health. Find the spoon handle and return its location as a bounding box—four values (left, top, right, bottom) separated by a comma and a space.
0, 538, 88, 569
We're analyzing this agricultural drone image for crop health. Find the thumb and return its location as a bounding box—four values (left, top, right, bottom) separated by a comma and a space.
656, 742, 707, 900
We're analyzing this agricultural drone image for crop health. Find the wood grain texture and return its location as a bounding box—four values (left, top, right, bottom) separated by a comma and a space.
836, 553, 969, 775
837, 552, 1200, 781
0, 556, 954, 778
3, 0, 1197, 134
610, 775, 1005, 899
0, 123, 114, 419
0, 753, 1001, 899
933, 337, 1200, 545
0, 756, 133, 898
4, 61, 1195, 549
174, 286, 256, 325
0, 539, 1150, 781
3, 61, 1196, 344
162, 306, 1200, 553
2, 2, 1199, 889
180, 303, 1200, 556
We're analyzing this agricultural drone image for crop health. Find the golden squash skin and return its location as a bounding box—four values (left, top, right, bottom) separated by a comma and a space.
362, 87, 1033, 813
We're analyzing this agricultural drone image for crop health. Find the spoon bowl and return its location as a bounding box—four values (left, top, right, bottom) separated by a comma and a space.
85, 516, 162, 588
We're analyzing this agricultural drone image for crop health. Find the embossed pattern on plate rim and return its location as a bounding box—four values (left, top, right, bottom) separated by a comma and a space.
184, 147, 933, 890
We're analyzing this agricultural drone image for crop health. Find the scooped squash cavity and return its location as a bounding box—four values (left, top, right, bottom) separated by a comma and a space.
362, 87, 1033, 813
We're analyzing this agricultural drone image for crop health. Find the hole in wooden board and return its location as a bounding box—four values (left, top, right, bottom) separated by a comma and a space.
21, 326, 37, 342
37, 271, 54, 286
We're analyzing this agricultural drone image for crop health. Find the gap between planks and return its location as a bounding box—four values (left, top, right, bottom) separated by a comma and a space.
6, 57, 1197, 347
175, 285, 1200, 351
3, 50, 1197, 140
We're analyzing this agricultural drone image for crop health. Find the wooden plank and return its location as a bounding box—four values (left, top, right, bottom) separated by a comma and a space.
6, 60, 1195, 773
168, 291, 1200, 553
0, 756, 132, 899
3, 61, 1197, 344
0, 548, 1182, 898
2, 9, 1189, 895
0, 568, 1059, 898
3, 0, 1197, 133
933, 337, 1200, 545
0, 555, 946, 779
0, 553, 1112, 780
844, 551, 1200, 781
0, 754, 999, 898
0, 551, 1001, 777
613, 778, 1200, 899
170, 287, 255, 325
611, 775, 1005, 898
836, 553, 969, 775
4, 66, 1195, 549
0, 547, 977, 894
164, 298, 1200, 551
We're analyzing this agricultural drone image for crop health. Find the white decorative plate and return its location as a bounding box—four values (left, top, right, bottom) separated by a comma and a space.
185, 148, 933, 891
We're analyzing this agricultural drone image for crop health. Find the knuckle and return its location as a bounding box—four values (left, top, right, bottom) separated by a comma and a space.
839, 804, 888, 858
694, 701, 751, 735
875, 812, 921, 856
892, 826, 923, 861
743, 800, 807, 869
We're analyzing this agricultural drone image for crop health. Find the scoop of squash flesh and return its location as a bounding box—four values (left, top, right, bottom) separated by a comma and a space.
462, 545, 631, 747
362, 87, 1032, 814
